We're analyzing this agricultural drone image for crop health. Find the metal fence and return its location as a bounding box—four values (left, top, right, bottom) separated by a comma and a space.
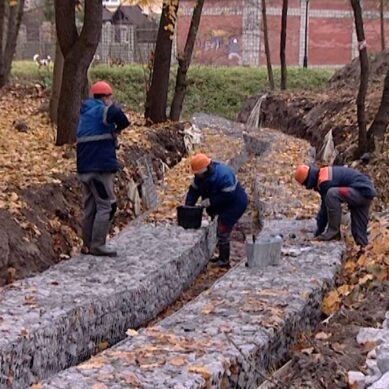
15, 23, 158, 65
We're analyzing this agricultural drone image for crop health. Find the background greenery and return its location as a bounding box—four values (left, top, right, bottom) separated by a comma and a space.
11, 61, 334, 120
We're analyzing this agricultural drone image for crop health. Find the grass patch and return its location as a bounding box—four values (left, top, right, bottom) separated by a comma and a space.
11, 61, 333, 120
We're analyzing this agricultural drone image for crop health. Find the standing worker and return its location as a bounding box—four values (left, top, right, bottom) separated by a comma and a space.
294, 164, 377, 246
77, 81, 129, 257
185, 153, 248, 267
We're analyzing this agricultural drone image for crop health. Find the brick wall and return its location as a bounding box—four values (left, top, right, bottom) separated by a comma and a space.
177, 0, 389, 67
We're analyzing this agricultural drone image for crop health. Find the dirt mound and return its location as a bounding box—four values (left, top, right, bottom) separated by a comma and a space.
329, 49, 389, 89
238, 90, 356, 150
238, 84, 389, 209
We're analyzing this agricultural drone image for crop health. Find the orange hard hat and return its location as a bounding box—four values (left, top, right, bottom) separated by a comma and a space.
90, 81, 113, 95
295, 165, 310, 185
191, 153, 211, 174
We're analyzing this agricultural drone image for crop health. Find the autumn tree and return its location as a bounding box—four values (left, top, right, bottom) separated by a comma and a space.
0, 0, 26, 87
280, 0, 288, 90
170, 0, 204, 121
350, 0, 369, 156
262, 0, 274, 90
367, 67, 389, 151
49, 41, 64, 124
145, 0, 179, 123
54, 0, 102, 145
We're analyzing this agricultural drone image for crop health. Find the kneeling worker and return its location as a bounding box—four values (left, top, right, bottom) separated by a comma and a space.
185, 153, 248, 267
294, 164, 377, 246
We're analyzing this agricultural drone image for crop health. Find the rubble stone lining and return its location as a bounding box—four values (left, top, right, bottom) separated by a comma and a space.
0, 116, 252, 388
42, 219, 345, 388
0, 224, 218, 388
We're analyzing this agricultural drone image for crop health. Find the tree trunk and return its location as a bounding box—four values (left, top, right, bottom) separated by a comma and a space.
350, 0, 369, 156
280, 0, 288, 90
0, 0, 25, 87
54, 0, 102, 145
170, 0, 204, 121
49, 40, 64, 124
380, 0, 385, 51
367, 66, 389, 151
262, 0, 274, 90
145, 0, 179, 123
0, 1, 5, 85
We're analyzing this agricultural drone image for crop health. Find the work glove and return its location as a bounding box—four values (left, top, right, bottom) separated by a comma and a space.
205, 206, 216, 221
200, 198, 211, 208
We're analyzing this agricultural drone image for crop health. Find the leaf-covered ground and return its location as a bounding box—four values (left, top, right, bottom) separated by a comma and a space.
0, 85, 188, 284
1, 79, 389, 387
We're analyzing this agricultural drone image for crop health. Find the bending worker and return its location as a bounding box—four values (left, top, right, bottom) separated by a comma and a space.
185, 153, 248, 267
295, 164, 377, 246
76, 81, 129, 257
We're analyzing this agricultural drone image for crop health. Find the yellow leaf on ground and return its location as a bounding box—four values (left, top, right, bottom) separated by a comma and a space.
321, 290, 341, 315
97, 340, 109, 352
126, 329, 138, 337
77, 356, 106, 370
358, 274, 374, 285
168, 356, 187, 366
188, 365, 212, 380
315, 331, 332, 341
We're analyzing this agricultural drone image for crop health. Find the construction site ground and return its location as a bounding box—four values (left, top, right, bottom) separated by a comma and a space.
1, 49, 389, 387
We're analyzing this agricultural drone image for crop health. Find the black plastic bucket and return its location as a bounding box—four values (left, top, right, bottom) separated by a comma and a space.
177, 205, 203, 229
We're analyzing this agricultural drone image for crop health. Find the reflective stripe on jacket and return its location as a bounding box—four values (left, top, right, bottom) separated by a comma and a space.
76, 99, 117, 173
305, 165, 377, 234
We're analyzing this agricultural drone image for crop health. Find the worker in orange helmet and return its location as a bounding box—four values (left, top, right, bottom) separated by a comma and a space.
294, 164, 377, 246
185, 153, 248, 267
76, 81, 129, 257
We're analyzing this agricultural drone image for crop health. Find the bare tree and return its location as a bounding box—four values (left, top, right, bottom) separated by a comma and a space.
262, 0, 274, 90
0, 0, 26, 87
170, 0, 205, 121
380, 0, 385, 51
54, 0, 102, 145
145, 0, 179, 123
49, 41, 64, 124
367, 67, 389, 151
280, 0, 288, 90
350, 0, 369, 156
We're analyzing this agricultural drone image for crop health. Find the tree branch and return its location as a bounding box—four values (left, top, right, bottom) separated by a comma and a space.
54, 0, 78, 56
79, 0, 102, 49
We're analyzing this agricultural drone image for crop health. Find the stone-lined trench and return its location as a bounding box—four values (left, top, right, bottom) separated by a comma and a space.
0, 115, 345, 388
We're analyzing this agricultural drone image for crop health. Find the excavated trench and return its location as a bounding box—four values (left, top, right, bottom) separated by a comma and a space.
37, 116, 344, 389
0, 114, 345, 388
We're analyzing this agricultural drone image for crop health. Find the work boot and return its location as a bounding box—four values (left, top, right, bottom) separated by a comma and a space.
90, 220, 117, 257
318, 207, 342, 242
216, 243, 230, 268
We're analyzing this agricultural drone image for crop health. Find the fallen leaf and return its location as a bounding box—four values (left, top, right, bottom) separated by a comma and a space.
77, 356, 106, 370
126, 328, 139, 337
363, 340, 377, 353
315, 331, 332, 341
321, 290, 341, 315
168, 356, 187, 366
188, 365, 212, 380
119, 372, 142, 386
358, 274, 374, 285
301, 347, 314, 355
97, 340, 109, 352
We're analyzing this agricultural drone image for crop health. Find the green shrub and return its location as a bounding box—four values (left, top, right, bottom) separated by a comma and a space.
11, 61, 333, 120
